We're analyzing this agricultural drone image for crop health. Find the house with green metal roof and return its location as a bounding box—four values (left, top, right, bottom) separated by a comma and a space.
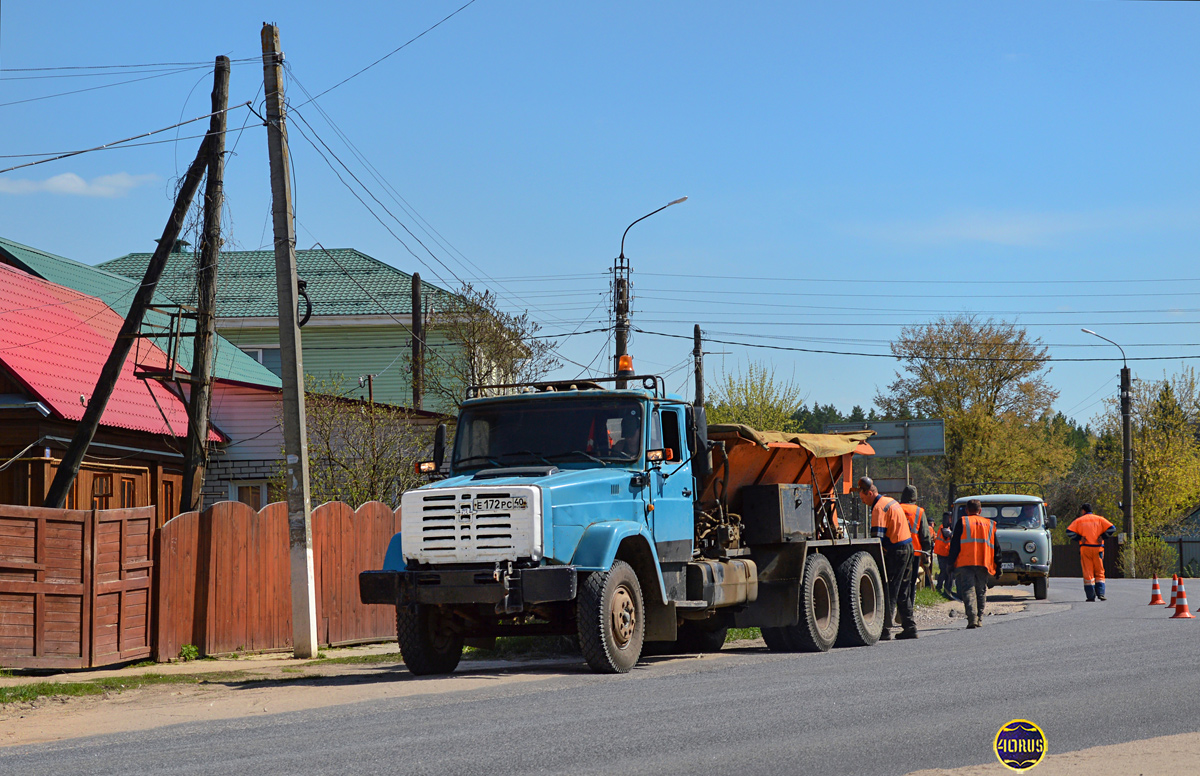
101, 247, 462, 410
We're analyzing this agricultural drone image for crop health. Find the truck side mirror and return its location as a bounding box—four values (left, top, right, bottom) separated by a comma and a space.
433, 423, 447, 470
1046, 514, 1057, 529
691, 406, 712, 479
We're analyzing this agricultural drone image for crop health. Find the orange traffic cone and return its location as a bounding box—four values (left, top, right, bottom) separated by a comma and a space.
1149, 575, 1166, 605
1167, 575, 1179, 608
1170, 578, 1196, 619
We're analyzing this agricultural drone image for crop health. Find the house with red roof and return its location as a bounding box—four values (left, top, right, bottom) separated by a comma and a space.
0, 261, 227, 523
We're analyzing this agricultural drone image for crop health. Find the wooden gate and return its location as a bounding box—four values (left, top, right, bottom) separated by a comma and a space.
156, 500, 401, 661
313, 501, 402, 646
0, 503, 154, 669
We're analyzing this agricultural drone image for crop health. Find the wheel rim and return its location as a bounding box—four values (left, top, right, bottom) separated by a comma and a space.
610, 584, 636, 648
858, 572, 878, 625
426, 610, 455, 652
813, 575, 832, 631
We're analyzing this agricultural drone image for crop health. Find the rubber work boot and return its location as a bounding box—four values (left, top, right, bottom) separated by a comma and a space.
896, 629, 919, 640
966, 622, 978, 629
879, 629, 892, 641
1084, 584, 1096, 602
1096, 581, 1107, 601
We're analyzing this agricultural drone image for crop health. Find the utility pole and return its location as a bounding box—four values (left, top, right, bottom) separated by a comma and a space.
411, 272, 423, 410
612, 197, 687, 389
181, 55, 230, 513
693, 324, 704, 409
1121, 365, 1134, 576
44, 138, 213, 508
613, 256, 631, 388
262, 23, 318, 659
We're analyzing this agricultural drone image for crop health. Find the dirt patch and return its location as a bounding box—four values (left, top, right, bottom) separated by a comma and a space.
913, 588, 1029, 629
906, 730, 1200, 775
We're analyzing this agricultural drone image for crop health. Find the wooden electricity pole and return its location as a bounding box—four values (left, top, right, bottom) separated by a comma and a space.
181, 55, 230, 513
44, 139, 213, 508
411, 272, 423, 410
262, 22, 318, 659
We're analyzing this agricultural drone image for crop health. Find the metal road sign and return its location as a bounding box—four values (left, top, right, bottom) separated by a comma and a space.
823, 419, 945, 459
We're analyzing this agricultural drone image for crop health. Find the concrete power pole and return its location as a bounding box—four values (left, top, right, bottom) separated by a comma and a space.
262, 23, 318, 659
693, 324, 704, 409
1121, 365, 1134, 577
411, 272, 423, 410
181, 55, 230, 513
613, 256, 631, 389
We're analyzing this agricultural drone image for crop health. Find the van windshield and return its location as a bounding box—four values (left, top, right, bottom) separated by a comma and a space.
956, 503, 1044, 529
453, 398, 644, 470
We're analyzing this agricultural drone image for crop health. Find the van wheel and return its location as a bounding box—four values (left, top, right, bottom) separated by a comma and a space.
763, 554, 841, 653
396, 604, 463, 676
577, 560, 645, 673
1033, 577, 1048, 600
835, 551, 884, 647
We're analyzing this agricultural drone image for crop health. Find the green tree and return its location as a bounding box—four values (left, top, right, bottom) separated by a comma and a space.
418, 283, 561, 410
1092, 367, 1200, 538
707, 360, 803, 432
875, 315, 1074, 497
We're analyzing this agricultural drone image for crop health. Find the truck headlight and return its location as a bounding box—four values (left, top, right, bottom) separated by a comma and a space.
1024, 541, 1037, 553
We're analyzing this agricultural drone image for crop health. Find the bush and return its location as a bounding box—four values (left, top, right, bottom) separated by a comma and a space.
178, 643, 199, 662
1118, 536, 1178, 579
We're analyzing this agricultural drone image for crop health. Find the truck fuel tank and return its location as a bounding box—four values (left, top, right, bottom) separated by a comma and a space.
686, 558, 758, 608
740, 483, 815, 544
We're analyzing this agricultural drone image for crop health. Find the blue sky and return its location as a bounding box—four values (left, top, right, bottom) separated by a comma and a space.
3, 1, 1200, 423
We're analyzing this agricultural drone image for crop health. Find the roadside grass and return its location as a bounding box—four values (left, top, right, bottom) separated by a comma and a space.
725, 627, 761, 643
916, 587, 952, 608
0, 671, 256, 706
304, 651, 402, 666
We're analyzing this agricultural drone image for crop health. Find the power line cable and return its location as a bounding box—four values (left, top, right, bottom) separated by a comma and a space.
291, 0, 480, 108
0, 64, 213, 108
0, 102, 251, 175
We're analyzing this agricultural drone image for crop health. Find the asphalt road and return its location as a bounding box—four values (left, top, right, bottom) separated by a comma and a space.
3, 578, 1198, 776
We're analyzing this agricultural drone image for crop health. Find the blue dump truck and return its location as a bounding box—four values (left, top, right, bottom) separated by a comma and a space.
359, 362, 888, 674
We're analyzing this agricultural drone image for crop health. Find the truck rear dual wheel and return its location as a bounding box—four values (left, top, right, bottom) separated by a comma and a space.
577, 560, 645, 673
762, 553, 841, 653
396, 604, 464, 676
834, 551, 884, 648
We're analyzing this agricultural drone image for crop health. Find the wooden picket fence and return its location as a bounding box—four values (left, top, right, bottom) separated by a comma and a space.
155, 500, 401, 661
0, 503, 155, 669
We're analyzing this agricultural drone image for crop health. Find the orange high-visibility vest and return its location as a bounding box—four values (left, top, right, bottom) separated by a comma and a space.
933, 527, 951, 557
900, 503, 925, 553
871, 496, 913, 546
1066, 513, 1115, 547
955, 514, 996, 575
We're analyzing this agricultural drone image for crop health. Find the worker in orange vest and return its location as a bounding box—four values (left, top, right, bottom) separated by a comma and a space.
858, 476, 917, 640
1066, 503, 1116, 602
898, 485, 933, 615
933, 512, 953, 595
948, 499, 1000, 629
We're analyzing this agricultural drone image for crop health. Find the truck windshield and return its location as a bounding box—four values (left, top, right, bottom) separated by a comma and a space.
956, 503, 1044, 529
453, 398, 644, 470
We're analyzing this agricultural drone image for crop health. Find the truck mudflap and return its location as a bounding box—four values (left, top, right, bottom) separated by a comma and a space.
358, 566, 578, 613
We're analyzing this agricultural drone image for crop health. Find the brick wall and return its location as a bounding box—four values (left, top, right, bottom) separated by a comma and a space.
200, 457, 281, 508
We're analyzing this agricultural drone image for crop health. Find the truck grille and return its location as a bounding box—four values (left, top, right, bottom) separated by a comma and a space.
401, 485, 542, 564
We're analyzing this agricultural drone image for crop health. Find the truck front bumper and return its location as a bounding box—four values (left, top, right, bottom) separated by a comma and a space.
359, 565, 578, 613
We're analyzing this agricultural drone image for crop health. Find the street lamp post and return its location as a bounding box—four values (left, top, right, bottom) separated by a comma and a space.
613, 197, 687, 388
1082, 328, 1134, 577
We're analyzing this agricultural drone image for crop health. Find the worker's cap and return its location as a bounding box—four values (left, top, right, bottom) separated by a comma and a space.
900, 485, 918, 502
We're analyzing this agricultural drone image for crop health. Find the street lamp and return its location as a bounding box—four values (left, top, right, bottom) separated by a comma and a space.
1082, 328, 1134, 576
613, 197, 687, 387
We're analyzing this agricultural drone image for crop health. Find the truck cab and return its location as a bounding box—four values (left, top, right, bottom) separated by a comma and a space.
952, 494, 1056, 600
361, 373, 888, 675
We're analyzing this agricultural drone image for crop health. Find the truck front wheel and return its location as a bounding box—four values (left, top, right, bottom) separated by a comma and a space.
1033, 577, 1048, 600
577, 560, 645, 673
396, 604, 463, 676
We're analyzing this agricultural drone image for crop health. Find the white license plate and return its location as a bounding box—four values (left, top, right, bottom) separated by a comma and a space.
474, 497, 526, 512
1001, 562, 1015, 571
